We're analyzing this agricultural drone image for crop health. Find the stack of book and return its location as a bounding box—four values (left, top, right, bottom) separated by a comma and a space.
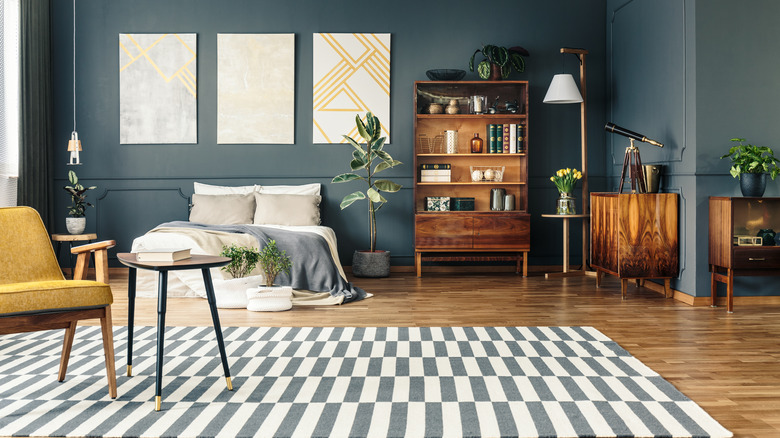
419, 163, 451, 182
486, 124, 526, 154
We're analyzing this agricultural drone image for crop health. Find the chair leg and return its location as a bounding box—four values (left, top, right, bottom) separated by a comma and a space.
101, 305, 118, 398
73, 252, 91, 281
95, 249, 110, 284
58, 321, 78, 382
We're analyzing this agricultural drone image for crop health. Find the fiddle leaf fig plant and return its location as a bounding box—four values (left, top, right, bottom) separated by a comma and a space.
63, 170, 96, 217
332, 112, 402, 252
469, 44, 528, 79
720, 138, 780, 180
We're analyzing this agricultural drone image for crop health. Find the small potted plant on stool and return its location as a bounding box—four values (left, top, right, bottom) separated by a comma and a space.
246, 240, 293, 312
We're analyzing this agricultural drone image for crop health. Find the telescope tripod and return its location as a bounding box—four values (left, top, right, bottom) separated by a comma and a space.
618, 138, 647, 193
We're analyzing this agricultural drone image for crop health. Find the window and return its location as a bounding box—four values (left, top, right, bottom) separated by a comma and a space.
0, 0, 20, 207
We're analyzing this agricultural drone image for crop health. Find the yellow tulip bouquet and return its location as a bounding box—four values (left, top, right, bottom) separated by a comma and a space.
550, 168, 583, 194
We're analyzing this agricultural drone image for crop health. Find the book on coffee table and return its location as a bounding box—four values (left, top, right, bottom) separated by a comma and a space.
135, 248, 191, 262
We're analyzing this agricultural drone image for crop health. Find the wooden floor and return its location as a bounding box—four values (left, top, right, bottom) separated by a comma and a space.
81, 269, 780, 437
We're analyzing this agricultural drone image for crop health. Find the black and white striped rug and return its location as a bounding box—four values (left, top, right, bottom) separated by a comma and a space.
0, 326, 731, 437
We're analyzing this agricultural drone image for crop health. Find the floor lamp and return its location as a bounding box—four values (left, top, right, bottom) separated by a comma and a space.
543, 47, 592, 276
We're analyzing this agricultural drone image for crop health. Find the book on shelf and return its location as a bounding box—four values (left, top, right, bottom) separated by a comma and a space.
135, 248, 191, 262
517, 124, 525, 153
503, 125, 510, 153
488, 124, 497, 154
496, 124, 504, 153
419, 163, 451, 170
420, 175, 451, 182
509, 124, 517, 154
420, 169, 451, 176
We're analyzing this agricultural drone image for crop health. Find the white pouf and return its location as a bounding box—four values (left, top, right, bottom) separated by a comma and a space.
246, 286, 293, 312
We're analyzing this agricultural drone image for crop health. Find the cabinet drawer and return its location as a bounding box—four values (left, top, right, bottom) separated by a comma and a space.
732, 247, 780, 269
473, 214, 530, 249
415, 215, 473, 248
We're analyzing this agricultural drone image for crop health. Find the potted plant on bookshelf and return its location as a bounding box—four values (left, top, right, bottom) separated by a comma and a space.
331, 112, 402, 277
215, 243, 261, 308
247, 240, 294, 312
720, 138, 780, 197
469, 44, 528, 80
63, 170, 96, 234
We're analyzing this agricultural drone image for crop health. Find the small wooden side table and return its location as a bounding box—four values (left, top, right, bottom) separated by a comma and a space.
116, 253, 233, 411
541, 214, 590, 278
51, 233, 97, 279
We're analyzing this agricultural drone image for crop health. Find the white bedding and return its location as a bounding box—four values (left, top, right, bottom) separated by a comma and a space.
130, 224, 348, 301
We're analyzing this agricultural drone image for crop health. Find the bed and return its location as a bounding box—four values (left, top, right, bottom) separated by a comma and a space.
130, 182, 368, 306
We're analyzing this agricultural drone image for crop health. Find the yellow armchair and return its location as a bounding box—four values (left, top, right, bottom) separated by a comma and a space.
0, 206, 117, 398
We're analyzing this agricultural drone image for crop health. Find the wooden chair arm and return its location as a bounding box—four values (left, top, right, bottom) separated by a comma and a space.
71, 240, 116, 254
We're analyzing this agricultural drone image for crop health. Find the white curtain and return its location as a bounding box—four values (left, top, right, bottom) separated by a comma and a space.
0, 0, 20, 207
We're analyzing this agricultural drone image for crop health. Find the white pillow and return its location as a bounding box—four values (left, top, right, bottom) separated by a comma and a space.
253, 193, 321, 226
194, 181, 257, 195
258, 183, 321, 196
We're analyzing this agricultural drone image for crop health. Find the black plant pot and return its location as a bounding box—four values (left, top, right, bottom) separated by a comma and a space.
351, 250, 390, 278
740, 173, 767, 197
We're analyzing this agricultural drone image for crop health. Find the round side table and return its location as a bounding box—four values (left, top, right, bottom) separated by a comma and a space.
51, 233, 97, 278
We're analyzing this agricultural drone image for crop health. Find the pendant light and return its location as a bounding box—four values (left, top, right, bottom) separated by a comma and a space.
67, 0, 82, 165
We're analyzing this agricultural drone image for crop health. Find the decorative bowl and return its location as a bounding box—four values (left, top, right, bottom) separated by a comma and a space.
426, 69, 466, 81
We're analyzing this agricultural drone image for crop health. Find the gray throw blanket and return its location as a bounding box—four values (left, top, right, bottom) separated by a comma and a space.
157, 221, 367, 303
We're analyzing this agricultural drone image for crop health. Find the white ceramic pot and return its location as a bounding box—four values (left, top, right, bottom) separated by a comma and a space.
66, 217, 86, 234
213, 276, 260, 309
246, 286, 293, 312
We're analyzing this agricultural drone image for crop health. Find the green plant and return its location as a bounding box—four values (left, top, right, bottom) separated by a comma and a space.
220, 244, 260, 279
63, 170, 96, 217
550, 168, 583, 194
469, 45, 528, 79
258, 240, 292, 287
331, 112, 402, 252
720, 138, 780, 180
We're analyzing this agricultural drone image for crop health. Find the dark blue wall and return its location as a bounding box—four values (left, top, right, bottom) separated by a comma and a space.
606, 0, 780, 298
50, 0, 608, 268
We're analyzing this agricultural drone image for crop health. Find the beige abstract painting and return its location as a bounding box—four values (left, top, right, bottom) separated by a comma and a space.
217, 33, 295, 144
119, 33, 197, 144
313, 33, 390, 144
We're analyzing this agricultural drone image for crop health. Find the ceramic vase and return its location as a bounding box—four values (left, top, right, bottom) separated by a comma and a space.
66, 217, 86, 234
740, 173, 767, 197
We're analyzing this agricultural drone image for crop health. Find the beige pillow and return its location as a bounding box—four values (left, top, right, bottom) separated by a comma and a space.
189, 193, 256, 224
253, 193, 321, 226
258, 183, 321, 196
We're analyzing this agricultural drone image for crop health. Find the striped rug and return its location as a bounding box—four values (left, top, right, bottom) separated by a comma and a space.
0, 326, 731, 437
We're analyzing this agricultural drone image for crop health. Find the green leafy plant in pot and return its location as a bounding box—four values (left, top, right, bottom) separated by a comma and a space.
332, 112, 402, 277
469, 44, 528, 80
258, 240, 292, 287
220, 244, 261, 278
63, 170, 96, 234
720, 138, 780, 197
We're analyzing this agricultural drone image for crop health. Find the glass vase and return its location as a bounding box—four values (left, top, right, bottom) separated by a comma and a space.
556, 192, 576, 215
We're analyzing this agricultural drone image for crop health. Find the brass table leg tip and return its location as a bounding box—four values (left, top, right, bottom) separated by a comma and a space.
155, 396, 161, 411
127, 365, 132, 377
226, 377, 233, 391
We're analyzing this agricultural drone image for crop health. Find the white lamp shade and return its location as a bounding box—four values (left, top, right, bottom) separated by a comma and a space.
543, 74, 583, 104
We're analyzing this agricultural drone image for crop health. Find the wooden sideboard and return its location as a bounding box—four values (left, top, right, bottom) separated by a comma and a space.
709, 196, 780, 312
591, 193, 679, 299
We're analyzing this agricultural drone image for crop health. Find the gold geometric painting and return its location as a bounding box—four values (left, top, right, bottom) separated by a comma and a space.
119, 33, 197, 144
313, 33, 390, 144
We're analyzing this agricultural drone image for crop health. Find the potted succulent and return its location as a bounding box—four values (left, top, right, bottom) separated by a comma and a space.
332, 112, 402, 277
63, 170, 96, 234
247, 240, 294, 312
720, 138, 780, 197
469, 44, 529, 80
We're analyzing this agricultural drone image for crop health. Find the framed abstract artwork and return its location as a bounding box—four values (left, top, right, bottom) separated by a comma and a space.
217, 33, 295, 144
313, 33, 391, 144
119, 33, 197, 144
